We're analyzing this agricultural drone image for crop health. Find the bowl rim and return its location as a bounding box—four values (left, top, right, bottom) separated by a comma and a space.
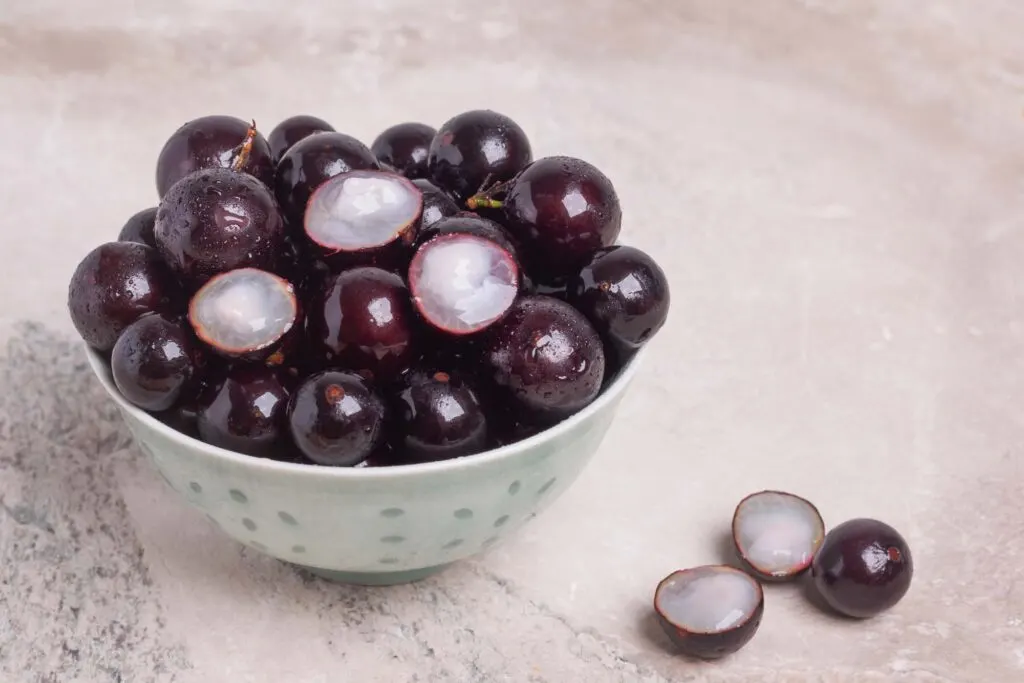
86, 343, 645, 480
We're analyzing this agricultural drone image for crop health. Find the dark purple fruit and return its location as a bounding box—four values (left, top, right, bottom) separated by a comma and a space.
409, 233, 519, 336
482, 295, 605, 421
732, 490, 825, 582
111, 313, 199, 412
654, 566, 764, 660
371, 122, 436, 179
389, 368, 488, 463
274, 131, 379, 227
303, 170, 422, 266
520, 273, 569, 300
477, 156, 621, 276
117, 207, 158, 248
414, 213, 518, 255
154, 167, 287, 291
267, 115, 334, 164
287, 371, 385, 467
155, 116, 274, 197
427, 110, 532, 202
307, 266, 419, 382
196, 365, 290, 458
569, 245, 670, 361
68, 242, 182, 352
412, 179, 460, 233
811, 518, 914, 618
188, 268, 301, 363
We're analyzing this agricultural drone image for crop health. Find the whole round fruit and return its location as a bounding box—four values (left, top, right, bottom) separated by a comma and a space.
307, 266, 419, 382
154, 167, 286, 290
389, 368, 488, 463
155, 115, 274, 197
427, 110, 532, 202
371, 122, 436, 179
287, 371, 386, 466
811, 518, 914, 618
569, 245, 670, 361
267, 114, 334, 164
413, 179, 459, 233
482, 295, 605, 421
68, 242, 182, 352
197, 365, 290, 458
117, 207, 158, 248
489, 156, 621, 276
111, 313, 198, 412
274, 131, 379, 226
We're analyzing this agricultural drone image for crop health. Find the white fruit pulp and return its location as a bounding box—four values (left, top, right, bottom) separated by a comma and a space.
192, 270, 295, 351
306, 174, 419, 249
734, 491, 823, 575
657, 568, 759, 633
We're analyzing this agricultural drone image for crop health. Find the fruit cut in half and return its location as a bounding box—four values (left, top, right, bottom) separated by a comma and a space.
188, 268, 299, 361
304, 170, 422, 260
731, 490, 825, 582
408, 233, 519, 335
653, 565, 764, 660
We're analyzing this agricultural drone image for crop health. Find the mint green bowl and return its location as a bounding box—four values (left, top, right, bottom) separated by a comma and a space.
85, 346, 643, 585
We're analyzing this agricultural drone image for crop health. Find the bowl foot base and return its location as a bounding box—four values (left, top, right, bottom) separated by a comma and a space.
295, 562, 453, 586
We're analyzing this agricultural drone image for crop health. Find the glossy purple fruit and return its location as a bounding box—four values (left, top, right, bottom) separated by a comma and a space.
68, 242, 182, 352
287, 371, 386, 467
154, 167, 286, 291
487, 156, 621, 275
303, 170, 422, 265
389, 368, 488, 463
427, 110, 532, 202
409, 233, 519, 336
482, 295, 605, 421
654, 566, 764, 660
569, 245, 670, 360
274, 131, 379, 226
414, 213, 518, 255
307, 266, 419, 382
412, 179, 460, 233
188, 268, 301, 363
267, 115, 335, 164
117, 207, 158, 248
111, 313, 199, 412
197, 365, 290, 458
371, 122, 436, 179
155, 116, 274, 197
811, 518, 914, 618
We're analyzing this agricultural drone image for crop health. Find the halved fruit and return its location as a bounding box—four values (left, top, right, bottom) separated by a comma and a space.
731, 490, 825, 582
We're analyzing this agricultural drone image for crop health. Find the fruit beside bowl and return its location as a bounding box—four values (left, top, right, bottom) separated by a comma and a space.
70, 111, 671, 583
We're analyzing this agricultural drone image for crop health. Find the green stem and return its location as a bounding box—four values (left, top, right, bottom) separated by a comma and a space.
467, 196, 504, 210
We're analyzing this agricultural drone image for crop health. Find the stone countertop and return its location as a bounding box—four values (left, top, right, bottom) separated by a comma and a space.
1, 1, 1022, 681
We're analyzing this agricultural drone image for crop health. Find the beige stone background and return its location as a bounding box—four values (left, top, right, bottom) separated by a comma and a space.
2, 1, 1023, 681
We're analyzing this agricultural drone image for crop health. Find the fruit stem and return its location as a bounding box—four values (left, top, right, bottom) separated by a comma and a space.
467, 196, 504, 210
232, 120, 258, 171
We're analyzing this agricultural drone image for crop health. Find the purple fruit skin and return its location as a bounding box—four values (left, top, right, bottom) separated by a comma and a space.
68, 242, 182, 352
117, 207, 159, 248
371, 122, 437, 180
412, 179, 460, 233
427, 110, 532, 202
154, 167, 287, 291
196, 365, 290, 458
569, 245, 670, 360
267, 115, 335, 164
274, 132, 379, 227
503, 156, 621, 276
155, 115, 274, 197
287, 371, 386, 467
414, 213, 519, 257
111, 313, 197, 412
811, 518, 914, 619
307, 267, 419, 382
483, 295, 605, 421
389, 367, 488, 463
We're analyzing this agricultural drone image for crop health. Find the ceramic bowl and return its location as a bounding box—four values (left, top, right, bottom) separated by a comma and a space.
85, 346, 644, 585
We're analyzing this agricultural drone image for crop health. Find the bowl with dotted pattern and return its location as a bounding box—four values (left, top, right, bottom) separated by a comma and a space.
85, 346, 644, 585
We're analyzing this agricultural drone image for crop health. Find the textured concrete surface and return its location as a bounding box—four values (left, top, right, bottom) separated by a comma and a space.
2, 1, 1023, 681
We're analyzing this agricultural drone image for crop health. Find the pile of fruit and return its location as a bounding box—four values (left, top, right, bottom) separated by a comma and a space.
68, 111, 671, 467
